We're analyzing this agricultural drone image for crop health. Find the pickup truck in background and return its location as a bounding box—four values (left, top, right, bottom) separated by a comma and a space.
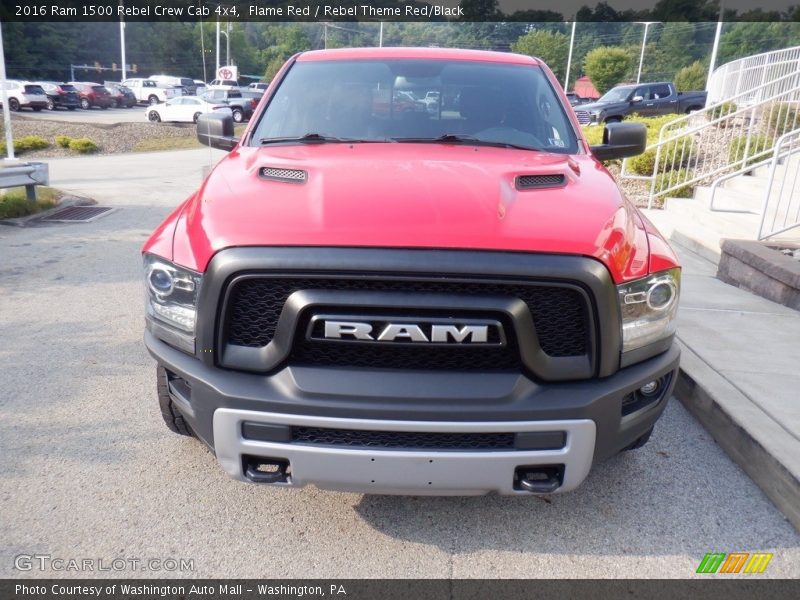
143, 47, 680, 496
574, 81, 707, 125
121, 78, 182, 105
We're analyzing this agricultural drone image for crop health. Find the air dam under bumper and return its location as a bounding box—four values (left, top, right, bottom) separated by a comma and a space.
214, 409, 596, 495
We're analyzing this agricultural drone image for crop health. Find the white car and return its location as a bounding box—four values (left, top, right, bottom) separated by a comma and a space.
207, 79, 239, 91
145, 96, 229, 123
0, 80, 48, 111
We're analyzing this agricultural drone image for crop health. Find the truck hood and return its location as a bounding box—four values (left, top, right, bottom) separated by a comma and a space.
170, 143, 651, 283
577, 100, 626, 112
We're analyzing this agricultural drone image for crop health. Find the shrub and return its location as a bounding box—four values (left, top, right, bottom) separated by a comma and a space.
709, 101, 737, 127
762, 102, 798, 135
654, 168, 694, 199
627, 138, 692, 176
3, 135, 50, 155
55, 135, 72, 148
729, 135, 774, 167
674, 61, 707, 92
580, 125, 605, 146
583, 47, 633, 94
68, 138, 99, 154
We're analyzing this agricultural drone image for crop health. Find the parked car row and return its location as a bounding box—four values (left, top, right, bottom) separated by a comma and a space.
146, 88, 264, 124
0, 75, 270, 115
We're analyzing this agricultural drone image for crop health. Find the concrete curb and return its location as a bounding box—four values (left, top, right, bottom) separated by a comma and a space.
674, 339, 800, 531
0, 194, 96, 228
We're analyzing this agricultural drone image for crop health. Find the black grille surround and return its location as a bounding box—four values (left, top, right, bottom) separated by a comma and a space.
221, 275, 593, 373
291, 426, 517, 451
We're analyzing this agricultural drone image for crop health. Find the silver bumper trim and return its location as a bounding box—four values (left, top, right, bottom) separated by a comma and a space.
213, 409, 596, 495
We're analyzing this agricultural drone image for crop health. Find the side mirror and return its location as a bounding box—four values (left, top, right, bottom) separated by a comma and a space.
197, 112, 238, 151
631, 95, 644, 103
590, 122, 647, 161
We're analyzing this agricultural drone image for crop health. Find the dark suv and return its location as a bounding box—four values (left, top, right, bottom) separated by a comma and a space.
68, 82, 113, 109
38, 82, 80, 111
104, 82, 137, 108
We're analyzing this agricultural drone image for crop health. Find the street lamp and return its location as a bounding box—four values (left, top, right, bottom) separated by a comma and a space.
636, 22, 660, 84
220, 28, 229, 65
564, 21, 576, 91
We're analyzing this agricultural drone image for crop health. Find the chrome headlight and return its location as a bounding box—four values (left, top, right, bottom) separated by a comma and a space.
143, 254, 202, 334
617, 268, 680, 353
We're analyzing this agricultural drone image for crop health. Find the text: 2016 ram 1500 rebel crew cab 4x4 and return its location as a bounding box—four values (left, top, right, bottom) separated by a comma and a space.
143, 48, 681, 495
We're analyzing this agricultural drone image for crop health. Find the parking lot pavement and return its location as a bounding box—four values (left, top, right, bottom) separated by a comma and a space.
13, 106, 148, 125
1, 149, 798, 579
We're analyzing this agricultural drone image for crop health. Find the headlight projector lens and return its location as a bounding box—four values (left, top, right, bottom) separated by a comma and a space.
647, 280, 675, 310
148, 266, 174, 296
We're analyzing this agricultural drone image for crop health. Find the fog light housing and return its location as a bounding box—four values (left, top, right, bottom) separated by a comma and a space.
639, 380, 660, 395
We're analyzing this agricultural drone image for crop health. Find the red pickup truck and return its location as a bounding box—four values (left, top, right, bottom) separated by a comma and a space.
143, 48, 680, 495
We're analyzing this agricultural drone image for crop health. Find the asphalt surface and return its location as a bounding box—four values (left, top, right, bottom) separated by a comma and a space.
12, 105, 148, 124
1, 149, 798, 579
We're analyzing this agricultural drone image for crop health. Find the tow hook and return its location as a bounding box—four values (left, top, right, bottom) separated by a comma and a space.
514, 465, 564, 493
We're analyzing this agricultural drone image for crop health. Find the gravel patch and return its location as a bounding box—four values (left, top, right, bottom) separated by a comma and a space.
3, 114, 196, 158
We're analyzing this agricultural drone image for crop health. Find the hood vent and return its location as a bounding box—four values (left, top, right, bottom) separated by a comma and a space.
259, 167, 307, 183
516, 174, 566, 190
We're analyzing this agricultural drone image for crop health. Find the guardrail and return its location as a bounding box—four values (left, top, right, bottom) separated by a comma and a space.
0, 161, 49, 202
758, 130, 800, 240
707, 46, 800, 106
620, 71, 800, 208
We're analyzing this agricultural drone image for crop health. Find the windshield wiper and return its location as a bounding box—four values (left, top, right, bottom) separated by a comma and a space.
391, 133, 538, 151
259, 133, 382, 145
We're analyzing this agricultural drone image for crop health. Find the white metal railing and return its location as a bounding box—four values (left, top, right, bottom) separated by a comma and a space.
620, 71, 800, 208
707, 46, 800, 106
758, 130, 800, 240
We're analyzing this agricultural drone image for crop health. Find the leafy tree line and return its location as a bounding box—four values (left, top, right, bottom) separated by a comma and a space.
2, 19, 798, 88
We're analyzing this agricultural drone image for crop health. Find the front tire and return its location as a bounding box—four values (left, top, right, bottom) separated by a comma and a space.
156, 366, 193, 436
232, 108, 243, 123
192, 112, 202, 123
148, 110, 161, 122
604, 116, 622, 124
46, 98, 55, 110
8, 98, 19, 111
148, 95, 159, 105
80, 98, 90, 110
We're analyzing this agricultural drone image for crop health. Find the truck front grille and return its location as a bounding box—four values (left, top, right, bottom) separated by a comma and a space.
224, 276, 591, 371
574, 110, 591, 125
291, 426, 516, 451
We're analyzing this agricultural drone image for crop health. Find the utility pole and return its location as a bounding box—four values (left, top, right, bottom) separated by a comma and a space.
215, 19, 220, 73
707, 21, 724, 91
119, 14, 127, 80
379, 22, 383, 48
0, 19, 15, 161
226, 22, 230, 65
564, 21, 576, 91
636, 22, 658, 84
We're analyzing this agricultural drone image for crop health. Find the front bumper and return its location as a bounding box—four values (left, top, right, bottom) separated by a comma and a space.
145, 331, 679, 495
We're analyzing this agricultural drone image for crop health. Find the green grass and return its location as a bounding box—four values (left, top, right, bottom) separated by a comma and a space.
0, 186, 60, 219
132, 136, 203, 152
132, 125, 246, 153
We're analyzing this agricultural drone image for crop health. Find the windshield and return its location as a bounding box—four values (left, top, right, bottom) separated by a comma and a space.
598, 87, 633, 103
252, 59, 578, 153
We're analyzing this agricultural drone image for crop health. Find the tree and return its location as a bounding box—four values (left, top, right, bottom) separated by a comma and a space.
674, 61, 707, 91
512, 30, 569, 83
584, 46, 632, 93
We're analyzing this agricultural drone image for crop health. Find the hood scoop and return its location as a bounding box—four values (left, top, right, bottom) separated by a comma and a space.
515, 174, 566, 190
259, 166, 307, 183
